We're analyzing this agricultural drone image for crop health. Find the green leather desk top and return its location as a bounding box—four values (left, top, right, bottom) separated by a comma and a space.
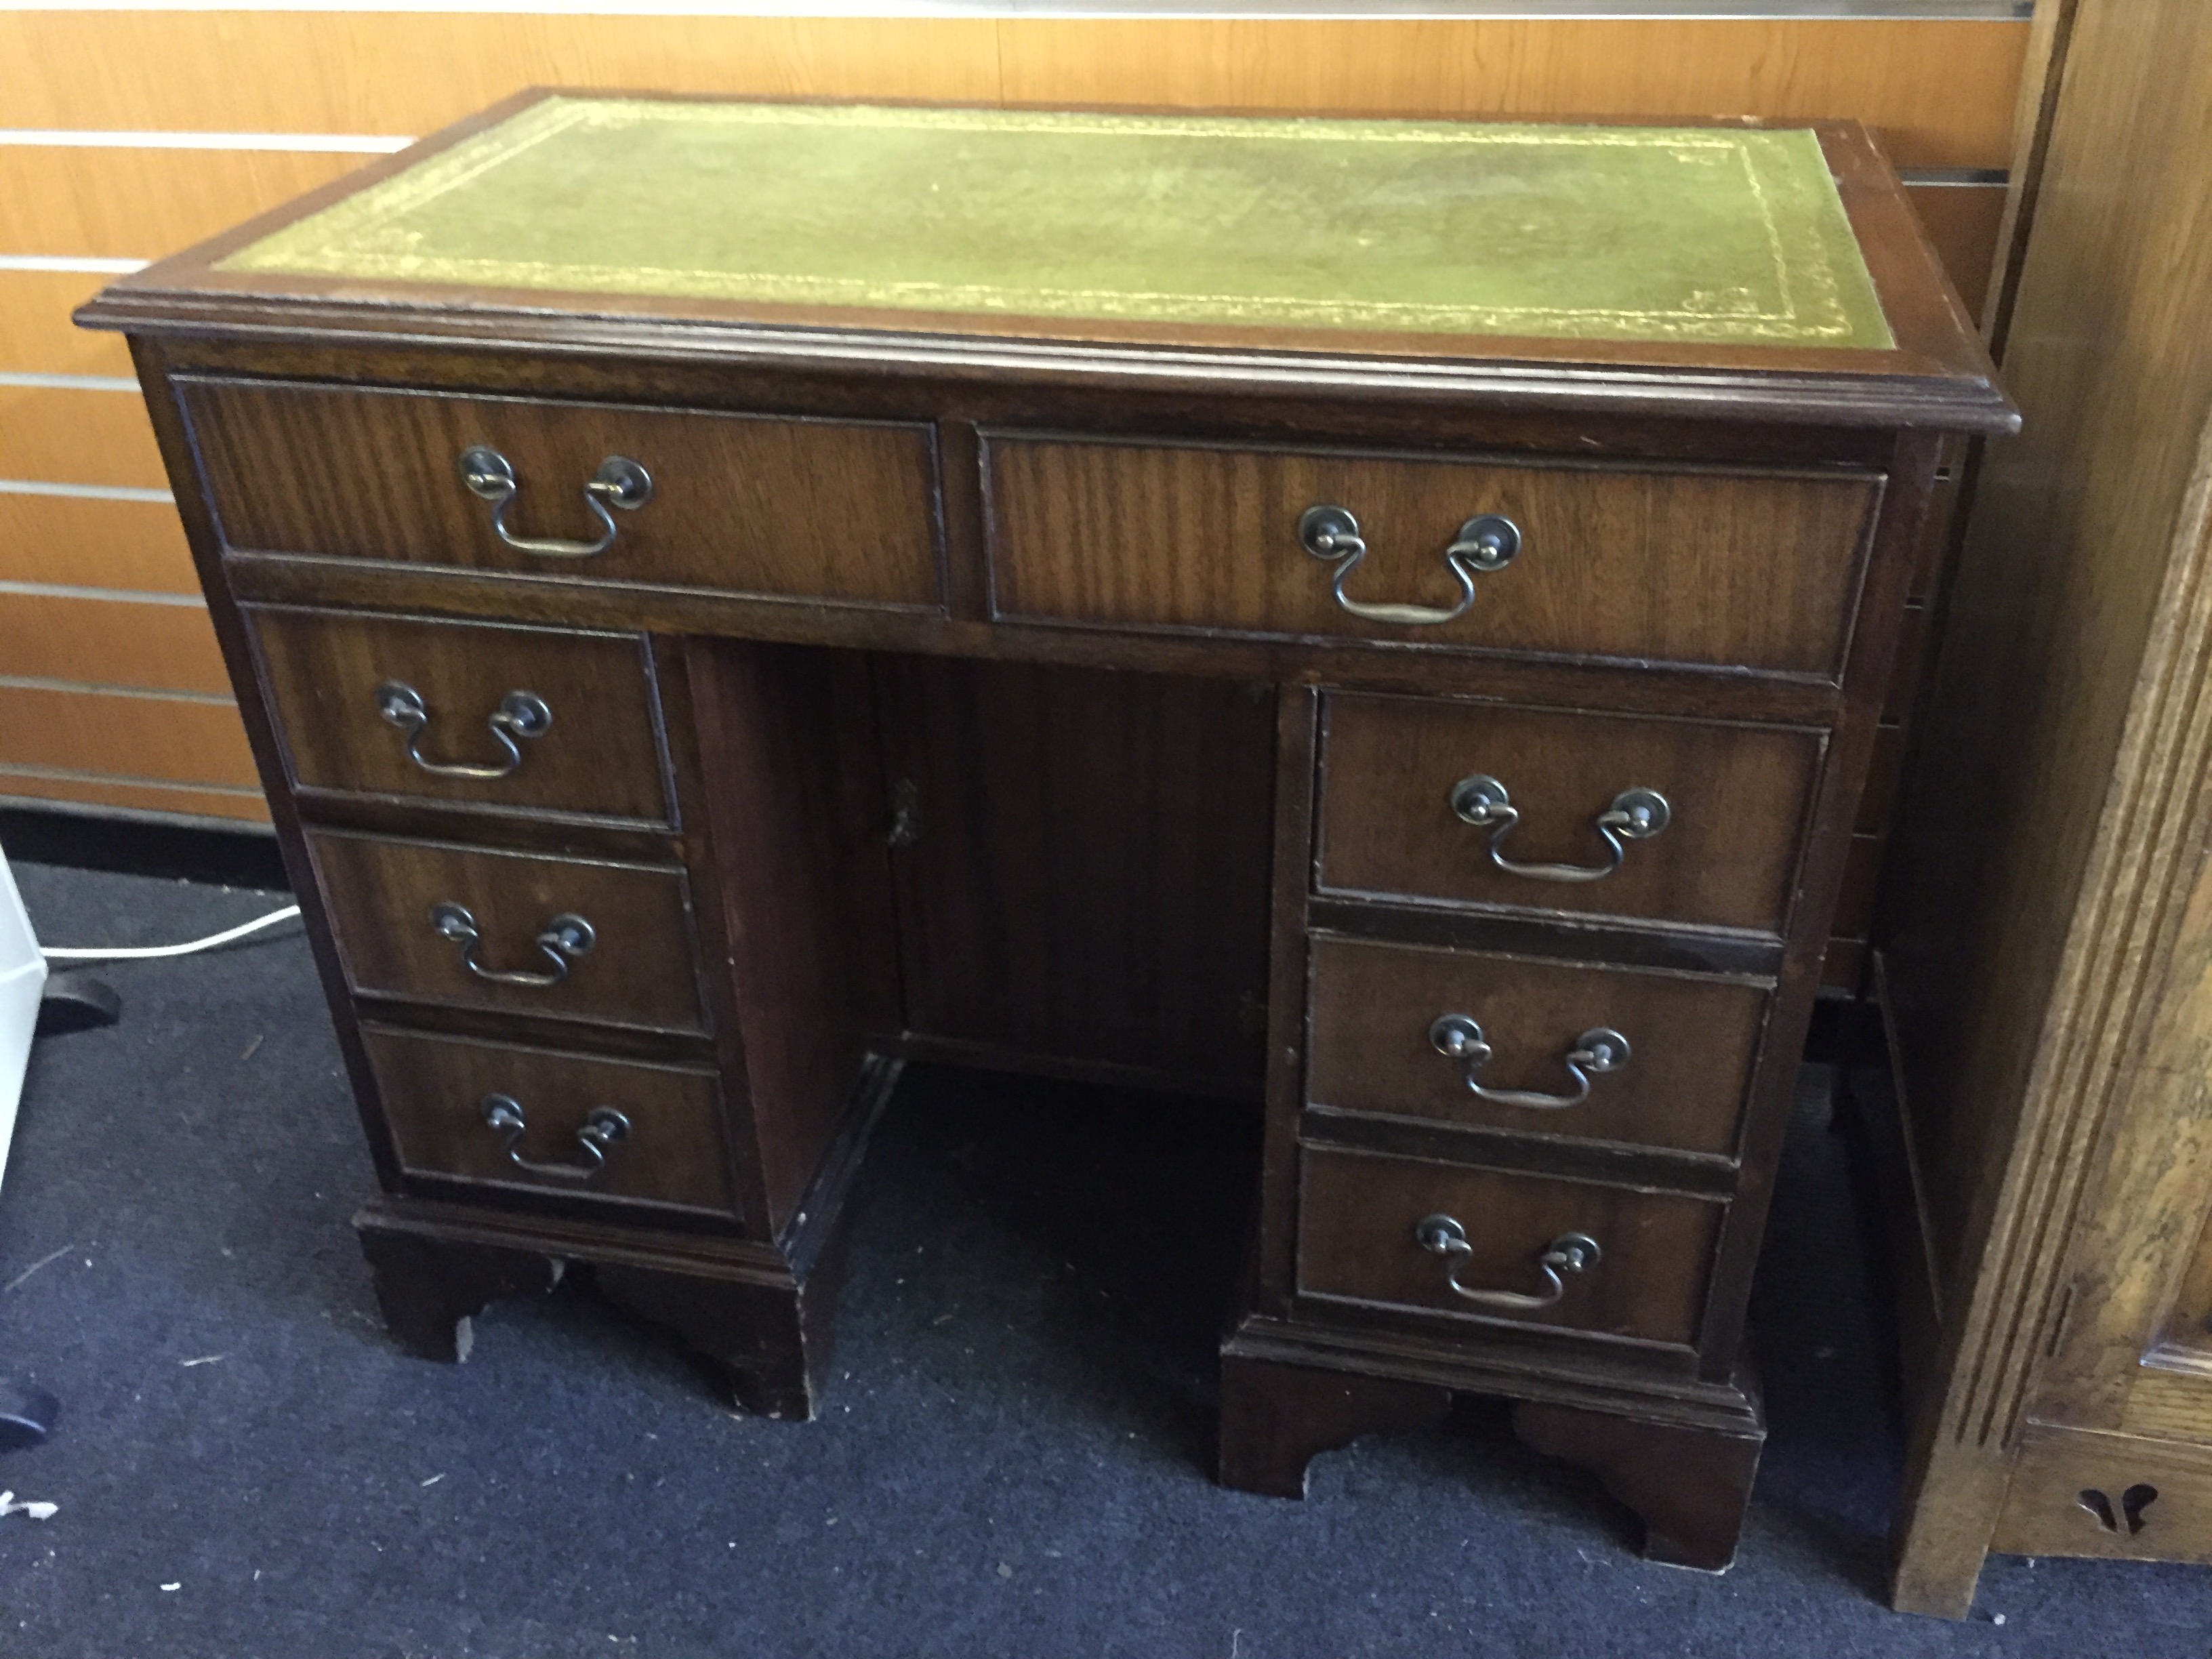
220, 96, 1893, 350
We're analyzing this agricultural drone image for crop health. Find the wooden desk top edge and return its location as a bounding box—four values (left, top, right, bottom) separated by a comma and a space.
78, 88, 2018, 435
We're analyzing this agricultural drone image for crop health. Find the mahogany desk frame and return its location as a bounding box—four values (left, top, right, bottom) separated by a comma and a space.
81, 94, 2014, 1573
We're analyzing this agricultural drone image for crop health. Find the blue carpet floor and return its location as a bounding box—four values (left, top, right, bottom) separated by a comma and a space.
3, 860, 2209, 1658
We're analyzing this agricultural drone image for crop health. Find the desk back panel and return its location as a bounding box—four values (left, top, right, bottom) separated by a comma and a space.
873, 654, 1276, 1094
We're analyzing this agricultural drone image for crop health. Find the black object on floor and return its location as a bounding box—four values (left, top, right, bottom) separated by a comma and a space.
35, 970, 122, 1038
0, 1381, 59, 1452
3, 861, 2211, 1659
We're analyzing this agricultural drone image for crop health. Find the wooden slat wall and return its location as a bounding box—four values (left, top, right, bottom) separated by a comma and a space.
0, 146, 375, 257
0, 269, 130, 375
0, 8, 2030, 834
0, 493, 196, 593
0, 13, 2026, 162
0, 384, 168, 489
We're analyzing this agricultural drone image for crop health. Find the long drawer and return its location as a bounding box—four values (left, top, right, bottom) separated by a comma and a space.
308, 830, 708, 1034
182, 377, 945, 610
1296, 1147, 1723, 1349
247, 606, 674, 825
363, 1025, 737, 1219
1306, 936, 1770, 1160
1317, 693, 1824, 934
985, 434, 1879, 674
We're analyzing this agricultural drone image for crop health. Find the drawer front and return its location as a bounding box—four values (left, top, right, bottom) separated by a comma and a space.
1297, 1148, 1721, 1347
308, 831, 708, 1034
986, 436, 1878, 674
184, 378, 943, 609
1317, 694, 1823, 933
363, 1026, 737, 1218
1307, 937, 1769, 1159
249, 607, 672, 824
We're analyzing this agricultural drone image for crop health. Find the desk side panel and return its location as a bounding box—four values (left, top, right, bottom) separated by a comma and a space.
684, 637, 904, 1234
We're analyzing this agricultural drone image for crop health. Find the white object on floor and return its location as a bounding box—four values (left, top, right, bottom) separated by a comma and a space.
0, 1492, 58, 1522
39, 901, 300, 961
0, 847, 49, 1192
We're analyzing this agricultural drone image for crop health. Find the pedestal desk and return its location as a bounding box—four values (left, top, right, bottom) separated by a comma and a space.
81, 94, 2013, 1571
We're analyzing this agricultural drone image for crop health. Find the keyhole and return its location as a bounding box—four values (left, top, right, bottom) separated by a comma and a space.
2078, 1484, 2158, 1534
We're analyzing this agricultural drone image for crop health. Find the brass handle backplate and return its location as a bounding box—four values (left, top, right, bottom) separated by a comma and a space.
429, 903, 595, 987
1450, 774, 1670, 882
375, 680, 551, 780
1298, 504, 1519, 626
1429, 1015, 1630, 1109
1414, 1216, 1601, 1310
459, 445, 653, 559
480, 1094, 630, 1181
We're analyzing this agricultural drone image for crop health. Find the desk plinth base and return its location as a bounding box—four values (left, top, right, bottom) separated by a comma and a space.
1218, 1319, 1765, 1572
352, 1055, 897, 1420
355, 1197, 845, 1420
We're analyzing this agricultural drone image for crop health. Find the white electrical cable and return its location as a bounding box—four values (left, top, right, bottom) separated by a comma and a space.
40, 903, 302, 962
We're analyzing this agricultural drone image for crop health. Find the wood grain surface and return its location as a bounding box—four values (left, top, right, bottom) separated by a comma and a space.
307, 830, 708, 1035
1316, 693, 1824, 935
0, 592, 224, 693
0, 682, 255, 787
183, 378, 945, 609
1306, 935, 1770, 1160
0, 384, 165, 489
0, 769, 268, 825
875, 653, 1276, 1089
0, 145, 370, 259
245, 607, 673, 824
686, 638, 897, 1229
1990, 1423, 2212, 1563
362, 1024, 737, 1218
1296, 1146, 1723, 1348
1880, 0, 2212, 1614
0, 268, 134, 376
0, 13, 2026, 170
0, 493, 197, 594
989, 438, 1879, 676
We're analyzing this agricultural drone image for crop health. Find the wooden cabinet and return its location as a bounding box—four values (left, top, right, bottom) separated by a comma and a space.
81, 93, 2009, 1565
1865, 0, 2212, 1615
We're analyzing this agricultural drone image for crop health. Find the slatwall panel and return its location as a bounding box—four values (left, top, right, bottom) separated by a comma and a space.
0, 13, 2026, 163
0, 491, 196, 593
0, 591, 226, 691
0, 7, 2032, 834
0, 680, 260, 796
0, 268, 129, 375
0, 383, 167, 489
